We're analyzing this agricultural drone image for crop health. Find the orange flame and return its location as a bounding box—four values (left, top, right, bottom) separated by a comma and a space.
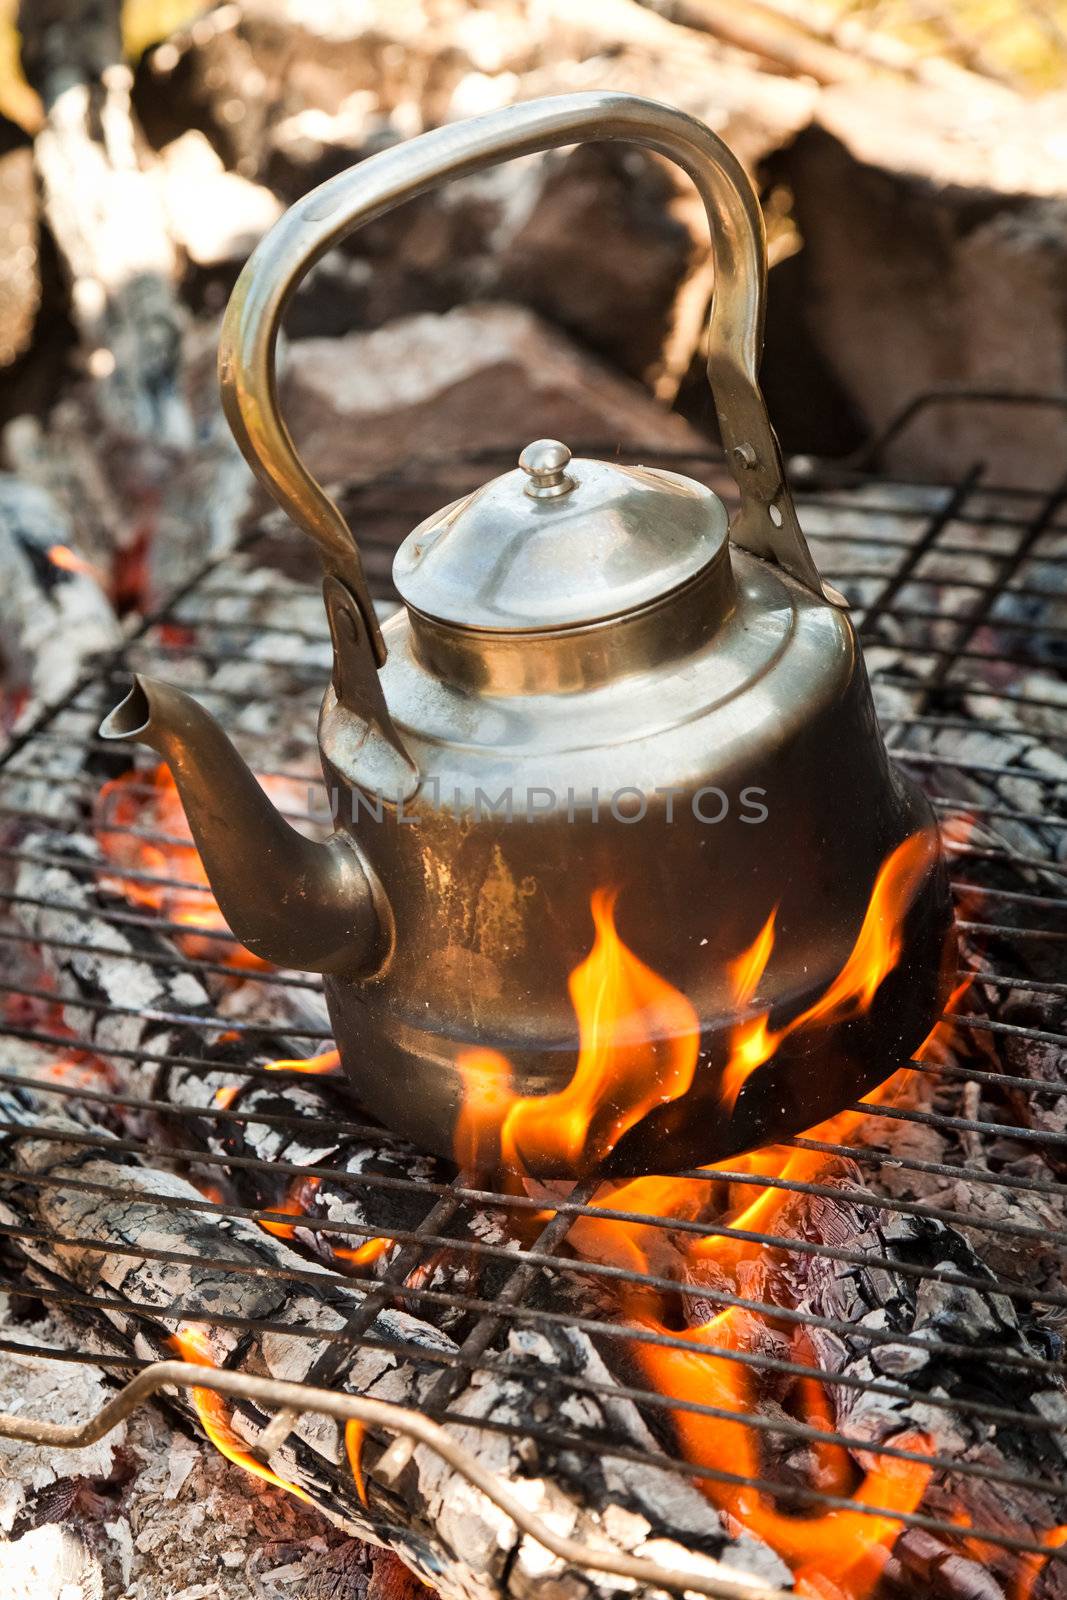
721, 831, 938, 1112
94, 763, 307, 970
334, 1234, 394, 1268
255, 1173, 392, 1267
568, 1076, 934, 1593
455, 889, 699, 1175
265, 1047, 340, 1076
631, 1307, 933, 1598
258, 1175, 321, 1240
212, 1045, 340, 1114
345, 1419, 368, 1505
171, 1325, 311, 1501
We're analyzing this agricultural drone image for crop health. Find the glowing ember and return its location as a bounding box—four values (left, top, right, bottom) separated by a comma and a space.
47, 543, 107, 585
721, 830, 939, 1112
455, 888, 700, 1174
94, 763, 307, 969
1014, 1527, 1067, 1600
171, 1324, 311, 1501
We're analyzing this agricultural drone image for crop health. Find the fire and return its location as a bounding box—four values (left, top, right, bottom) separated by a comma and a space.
94, 763, 306, 969
345, 1419, 368, 1505
721, 831, 939, 1112
565, 1070, 933, 1598
265, 1047, 340, 1076
457, 834, 937, 1177
171, 1324, 311, 1501
455, 888, 700, 1175
334, 1234, 394, 1267
258, 1174, 321, 1240
631, 1306, 932, 1594
255, 1171, 393, 1268
475, 833, 952, 1597
213, 1045, 340, 1113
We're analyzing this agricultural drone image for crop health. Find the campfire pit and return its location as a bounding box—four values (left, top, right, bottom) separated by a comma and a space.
0, 396, 1064, 1600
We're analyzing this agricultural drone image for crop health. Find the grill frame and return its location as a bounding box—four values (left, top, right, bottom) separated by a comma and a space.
0, 389, 1065, 1594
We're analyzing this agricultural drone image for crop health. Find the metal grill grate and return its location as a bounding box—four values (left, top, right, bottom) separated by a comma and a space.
0, 392, 1064, 1596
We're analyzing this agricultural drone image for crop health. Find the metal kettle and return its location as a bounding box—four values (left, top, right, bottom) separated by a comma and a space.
100, 93, 955, 1179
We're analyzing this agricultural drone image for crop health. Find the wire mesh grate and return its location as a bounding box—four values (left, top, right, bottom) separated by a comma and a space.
0, 394, 1065, 1594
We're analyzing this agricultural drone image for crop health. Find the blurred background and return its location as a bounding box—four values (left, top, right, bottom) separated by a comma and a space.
1, 0, 1066, 647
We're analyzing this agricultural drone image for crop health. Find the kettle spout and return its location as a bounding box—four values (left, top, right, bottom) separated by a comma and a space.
99, 676, 385, 976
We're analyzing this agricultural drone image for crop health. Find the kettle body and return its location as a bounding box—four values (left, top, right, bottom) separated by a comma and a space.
320, 506, 951, 1176
101, 93, 956, 1178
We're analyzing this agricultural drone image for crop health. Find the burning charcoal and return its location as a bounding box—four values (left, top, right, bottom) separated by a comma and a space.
0, 1086, 796, 1598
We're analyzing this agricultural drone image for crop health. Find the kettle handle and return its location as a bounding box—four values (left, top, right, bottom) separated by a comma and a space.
219, 91, 840, 665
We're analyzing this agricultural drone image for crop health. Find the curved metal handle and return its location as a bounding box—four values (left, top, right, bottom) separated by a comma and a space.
219, 91, 839, 666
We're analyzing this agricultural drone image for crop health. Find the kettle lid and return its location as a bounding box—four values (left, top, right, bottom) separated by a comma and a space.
392, 440, 729, 632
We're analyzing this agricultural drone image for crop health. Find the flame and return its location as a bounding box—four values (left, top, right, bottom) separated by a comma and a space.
630, 1307, 932, 1597
213, 1044, 340, 1114
171, 1325, 311, 1501
456, 889, 699, 1174
254, 1172, 391, 1267
345, 1419, 368, 1505
265, 1047, 340, 1076
94, 764, 306, 970
258, 1175, 321, 1240
568, 1075, 934, 1593
48, 543, 106, 585
721, 831, 938, 1112
333, 1234, 394, 1267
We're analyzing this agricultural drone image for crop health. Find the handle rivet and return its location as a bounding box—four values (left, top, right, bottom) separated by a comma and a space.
519, 439, 577, 500
733, 443, 757, 470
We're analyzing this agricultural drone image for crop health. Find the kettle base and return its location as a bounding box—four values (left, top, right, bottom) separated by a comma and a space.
328, 869, 957, 1181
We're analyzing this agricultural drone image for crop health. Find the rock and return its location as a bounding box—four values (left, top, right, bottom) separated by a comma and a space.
159, 130, 283, 273
134, 0, 816, 379
274, 301, 708, 490
769, 77, 1067, 485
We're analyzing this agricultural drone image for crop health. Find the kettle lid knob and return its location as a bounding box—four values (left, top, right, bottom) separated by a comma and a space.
518, 439, 576, 500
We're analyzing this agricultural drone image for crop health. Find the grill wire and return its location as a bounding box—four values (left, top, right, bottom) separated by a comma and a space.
0, 389, 1064, 1589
